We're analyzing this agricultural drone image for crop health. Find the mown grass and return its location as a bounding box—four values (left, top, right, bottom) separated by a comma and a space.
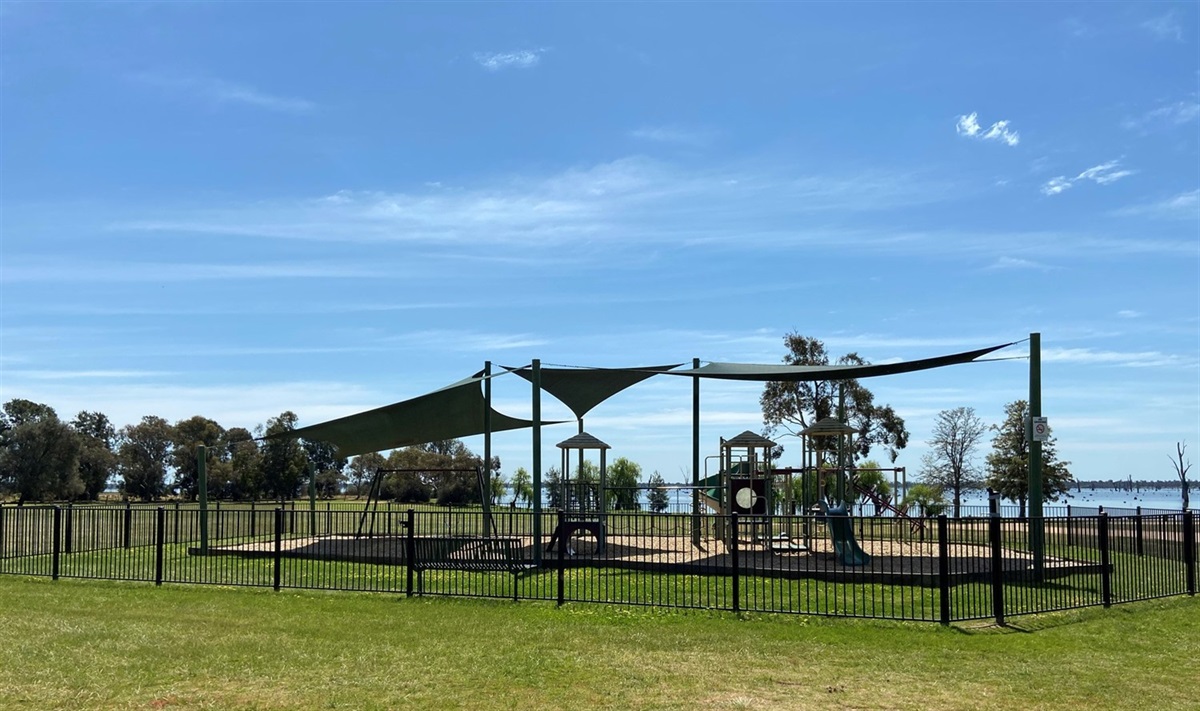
0, 575, 1196, 710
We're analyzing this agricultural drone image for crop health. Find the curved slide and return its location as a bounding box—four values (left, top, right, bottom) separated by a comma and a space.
822, 504, 871, 566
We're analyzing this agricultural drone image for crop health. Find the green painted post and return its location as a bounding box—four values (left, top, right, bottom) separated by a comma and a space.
308, 461, 318, 536
532, 359, 543, 566
692, 357, 701, 548
198, 444, 209, 555
482, 361, 494, 537
1028, 332, 1045, 580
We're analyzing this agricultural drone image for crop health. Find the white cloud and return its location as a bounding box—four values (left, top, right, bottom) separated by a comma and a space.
1042, 347, 1196, 368
955, 112, 1019, 146
1077, 160, 1135, 185
1122, 100, 1200, 131
132, 72, 315, 113
1041, 160, 1135, 196
474, 49, 546, 71
630, 125, 715, 147
1041, 177, 1074, 196
985, 256, 1053, 271
1116, 310, 1142, 319
1141, 12, 1183, 41
2, 260, 385, 283
1112, 190, 1199, 220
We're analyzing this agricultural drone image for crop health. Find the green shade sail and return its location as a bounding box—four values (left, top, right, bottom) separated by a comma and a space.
273, 343, 1016, 457
507, 364, 684, 419
274, 374, 551, 458
668, 342, 1016, 381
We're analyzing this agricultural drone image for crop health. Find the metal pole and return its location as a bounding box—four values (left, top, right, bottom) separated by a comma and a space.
692, 357, 701, 548
308, 460, 318, 537
532, 359, 543, 566
198, 444, 209, 555
483, 361, 494, 537
1028, 332, 1045, 580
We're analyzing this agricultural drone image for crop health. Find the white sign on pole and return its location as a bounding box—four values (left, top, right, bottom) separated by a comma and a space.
1031, 416, 1049, 442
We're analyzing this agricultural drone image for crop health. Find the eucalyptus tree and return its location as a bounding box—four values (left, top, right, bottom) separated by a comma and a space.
760, 333, 909, 464
171, 416, 226, 499
985, 400, 1073, 516
71, 410, 117, 500
118, 416, 175, 501
920, 407, 987, 517
0, 399, 83, 502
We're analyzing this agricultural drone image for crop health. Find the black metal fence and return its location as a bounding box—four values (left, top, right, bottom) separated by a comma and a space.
0, 503, 1194, 624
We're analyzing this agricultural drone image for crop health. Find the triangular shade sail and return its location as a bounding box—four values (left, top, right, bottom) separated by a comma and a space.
273, 374, 550, 458
668, 343, 1015, 381
508, 364, 684, 419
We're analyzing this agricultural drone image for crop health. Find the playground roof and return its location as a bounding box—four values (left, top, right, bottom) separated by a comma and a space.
556, 432, 611, 450
272, 342, 1016, 457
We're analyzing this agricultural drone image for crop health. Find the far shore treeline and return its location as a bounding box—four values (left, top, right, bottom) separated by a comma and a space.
0, 397, 665, 510
0, 380, 1191, 513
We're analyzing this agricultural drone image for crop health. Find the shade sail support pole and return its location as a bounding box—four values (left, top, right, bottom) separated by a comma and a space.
692, 357, 701, 548
483, 361, 494, 537
532, 359, 543, 566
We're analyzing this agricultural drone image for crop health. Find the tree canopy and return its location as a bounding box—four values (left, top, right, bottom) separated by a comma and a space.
760, 333, 909, 464
0, 400, 83, 502
920, 407, 987, 517
985, 400, 1073, 516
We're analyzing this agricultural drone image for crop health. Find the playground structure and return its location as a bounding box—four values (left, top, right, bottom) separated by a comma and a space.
183, 336, 1076, 582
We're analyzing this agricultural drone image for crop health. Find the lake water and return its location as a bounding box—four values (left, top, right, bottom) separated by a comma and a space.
660, 484, 1192, 516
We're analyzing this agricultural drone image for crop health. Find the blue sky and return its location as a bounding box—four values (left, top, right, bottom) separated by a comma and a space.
2, 2, 1197, 485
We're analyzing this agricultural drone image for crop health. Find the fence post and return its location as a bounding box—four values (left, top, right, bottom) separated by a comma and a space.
174, 502, 180, 543
62, 504, 73, 555
556, 510, 566, 606
155, 507, 165, 586
1134, 507, 1144, 557
405, 509, 415, 598
123, 501, 132, 549
250, 501, 257, 538
52, 506, 62, 581
1099, 512, 1112, 608
1183, 512, 1196, 597
937, 514, 951, 625
1066, 504, 1073, 548
988, 513, 1005, 626
731, 512, 740, 614
273, 508, 283, 592
0, 504, 5, 556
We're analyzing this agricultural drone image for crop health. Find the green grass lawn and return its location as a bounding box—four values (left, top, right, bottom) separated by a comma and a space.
0, 576, 1195, 711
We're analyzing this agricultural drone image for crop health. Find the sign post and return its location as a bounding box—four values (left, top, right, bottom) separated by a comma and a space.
1028, 333, 1045, 581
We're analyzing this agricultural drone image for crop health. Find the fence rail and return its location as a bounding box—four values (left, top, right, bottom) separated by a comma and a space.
1, 503, 1194, 624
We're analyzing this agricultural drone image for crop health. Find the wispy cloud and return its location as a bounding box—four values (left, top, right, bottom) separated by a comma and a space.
630, 125, 716, 147
473, 49, 546, 71
2, 260, 385, 283
1116, 310, 1142, 319
107, 157, 956, 249
955, 112, 1020, 147
1041, 160, 1135, 196
1112, 190, 1199, 219
985, 256, 1054, 271
131, 72, 315, 113
1043, 347, 1196, 368
1141, 12, 1183, 41
1122, 100, 1200, 131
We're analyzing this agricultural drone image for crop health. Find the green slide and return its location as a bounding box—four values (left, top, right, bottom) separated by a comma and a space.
822, 504, 871, 566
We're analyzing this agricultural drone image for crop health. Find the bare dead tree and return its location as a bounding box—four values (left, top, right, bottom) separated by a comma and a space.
1171, 441, 1192, 511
